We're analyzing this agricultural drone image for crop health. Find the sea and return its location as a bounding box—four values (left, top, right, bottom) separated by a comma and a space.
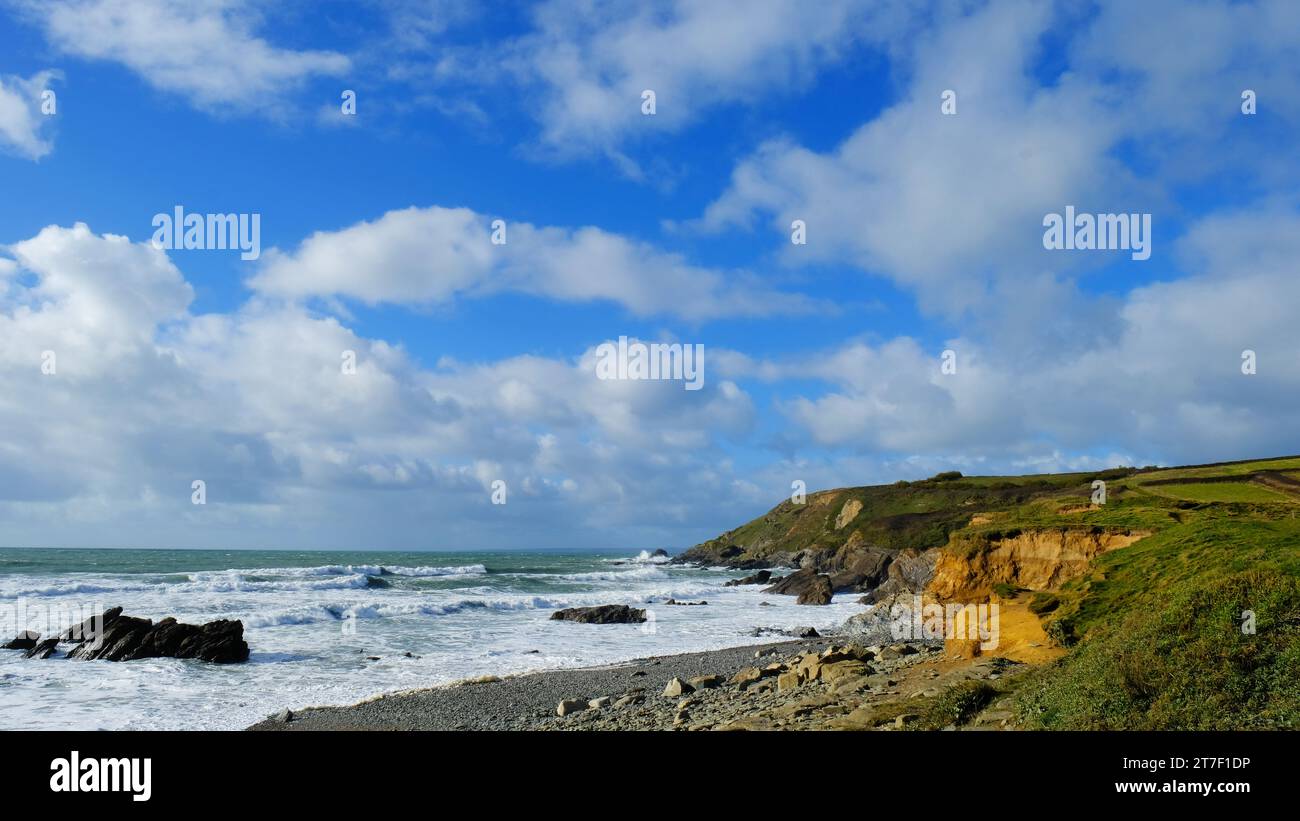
0, 547, 863, 730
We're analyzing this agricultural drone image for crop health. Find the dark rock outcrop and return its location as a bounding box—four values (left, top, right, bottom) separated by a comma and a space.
6, 608, 249, 663
673, 543, 784, 569
2, 631, 40, 650
827, 547, 893, 593
59, 606, 123, 642
764, 568, 835, 605
26, 638, 60, 659
66, 614, 154, 661
796, 575, 834, 605
44, 608, 252, 664
128, 617, 250, 663
763, 567, 817, 596
860, 547, 937, 602
650, 549, 669, 558
550, 605, 647, 624
724, 570, 772, 587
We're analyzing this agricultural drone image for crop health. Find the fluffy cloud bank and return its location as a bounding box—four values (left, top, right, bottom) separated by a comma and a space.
13, 0, 349, 113
4, 196, 1299, 550
251, 205, 818, 320
0, 223, 764, 549
712, 207, 1300, 470
0, 70, 59, 160
414, 0, 921, 173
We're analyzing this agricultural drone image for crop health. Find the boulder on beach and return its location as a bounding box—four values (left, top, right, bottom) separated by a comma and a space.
729, 667, 764, 687
557, 699, 586, 716
550, 605, 647, 624
662, 677, 694, 697
688, 674, 724, 690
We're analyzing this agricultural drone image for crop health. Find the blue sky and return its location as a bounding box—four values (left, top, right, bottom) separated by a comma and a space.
1, 0, 1298, 551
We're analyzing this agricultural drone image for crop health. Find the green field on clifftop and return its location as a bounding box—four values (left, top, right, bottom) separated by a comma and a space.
686, 455, 1300, 730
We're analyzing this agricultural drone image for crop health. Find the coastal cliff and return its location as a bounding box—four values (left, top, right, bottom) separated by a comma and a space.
665, 456, 1300, 729
257, 455, 1300, 732
673, 468, 1142, 602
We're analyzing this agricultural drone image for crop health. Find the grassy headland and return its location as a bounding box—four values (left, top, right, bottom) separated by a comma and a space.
677, 455, 1300, 730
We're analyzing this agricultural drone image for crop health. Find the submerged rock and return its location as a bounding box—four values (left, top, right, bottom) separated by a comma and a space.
550, 605, 647, 624
724, 570, 772, 587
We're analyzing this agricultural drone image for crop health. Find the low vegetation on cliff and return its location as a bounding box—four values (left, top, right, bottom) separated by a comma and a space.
679, 455, 1300, 730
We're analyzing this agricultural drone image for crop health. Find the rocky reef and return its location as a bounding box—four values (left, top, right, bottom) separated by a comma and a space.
3, 607, 250, 663
549, 604, 647, 624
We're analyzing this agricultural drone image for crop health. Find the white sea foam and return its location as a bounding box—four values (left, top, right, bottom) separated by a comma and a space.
0, 555, 863, 731
627, 550, 672, 564
7, 581, 151, 598
553, 565, 668, 582
191, 563, 487, 580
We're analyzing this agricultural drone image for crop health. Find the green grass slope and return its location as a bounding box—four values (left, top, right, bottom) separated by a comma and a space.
676, 467, 1134, 568
684, 455, 1300, 729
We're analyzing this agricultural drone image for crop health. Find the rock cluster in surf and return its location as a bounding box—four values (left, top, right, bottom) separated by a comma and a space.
2, 606, 250, 663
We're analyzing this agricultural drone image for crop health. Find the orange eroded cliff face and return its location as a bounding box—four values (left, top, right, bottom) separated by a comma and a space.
926, 527, 1149, 663
928, 528, 1151, 601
